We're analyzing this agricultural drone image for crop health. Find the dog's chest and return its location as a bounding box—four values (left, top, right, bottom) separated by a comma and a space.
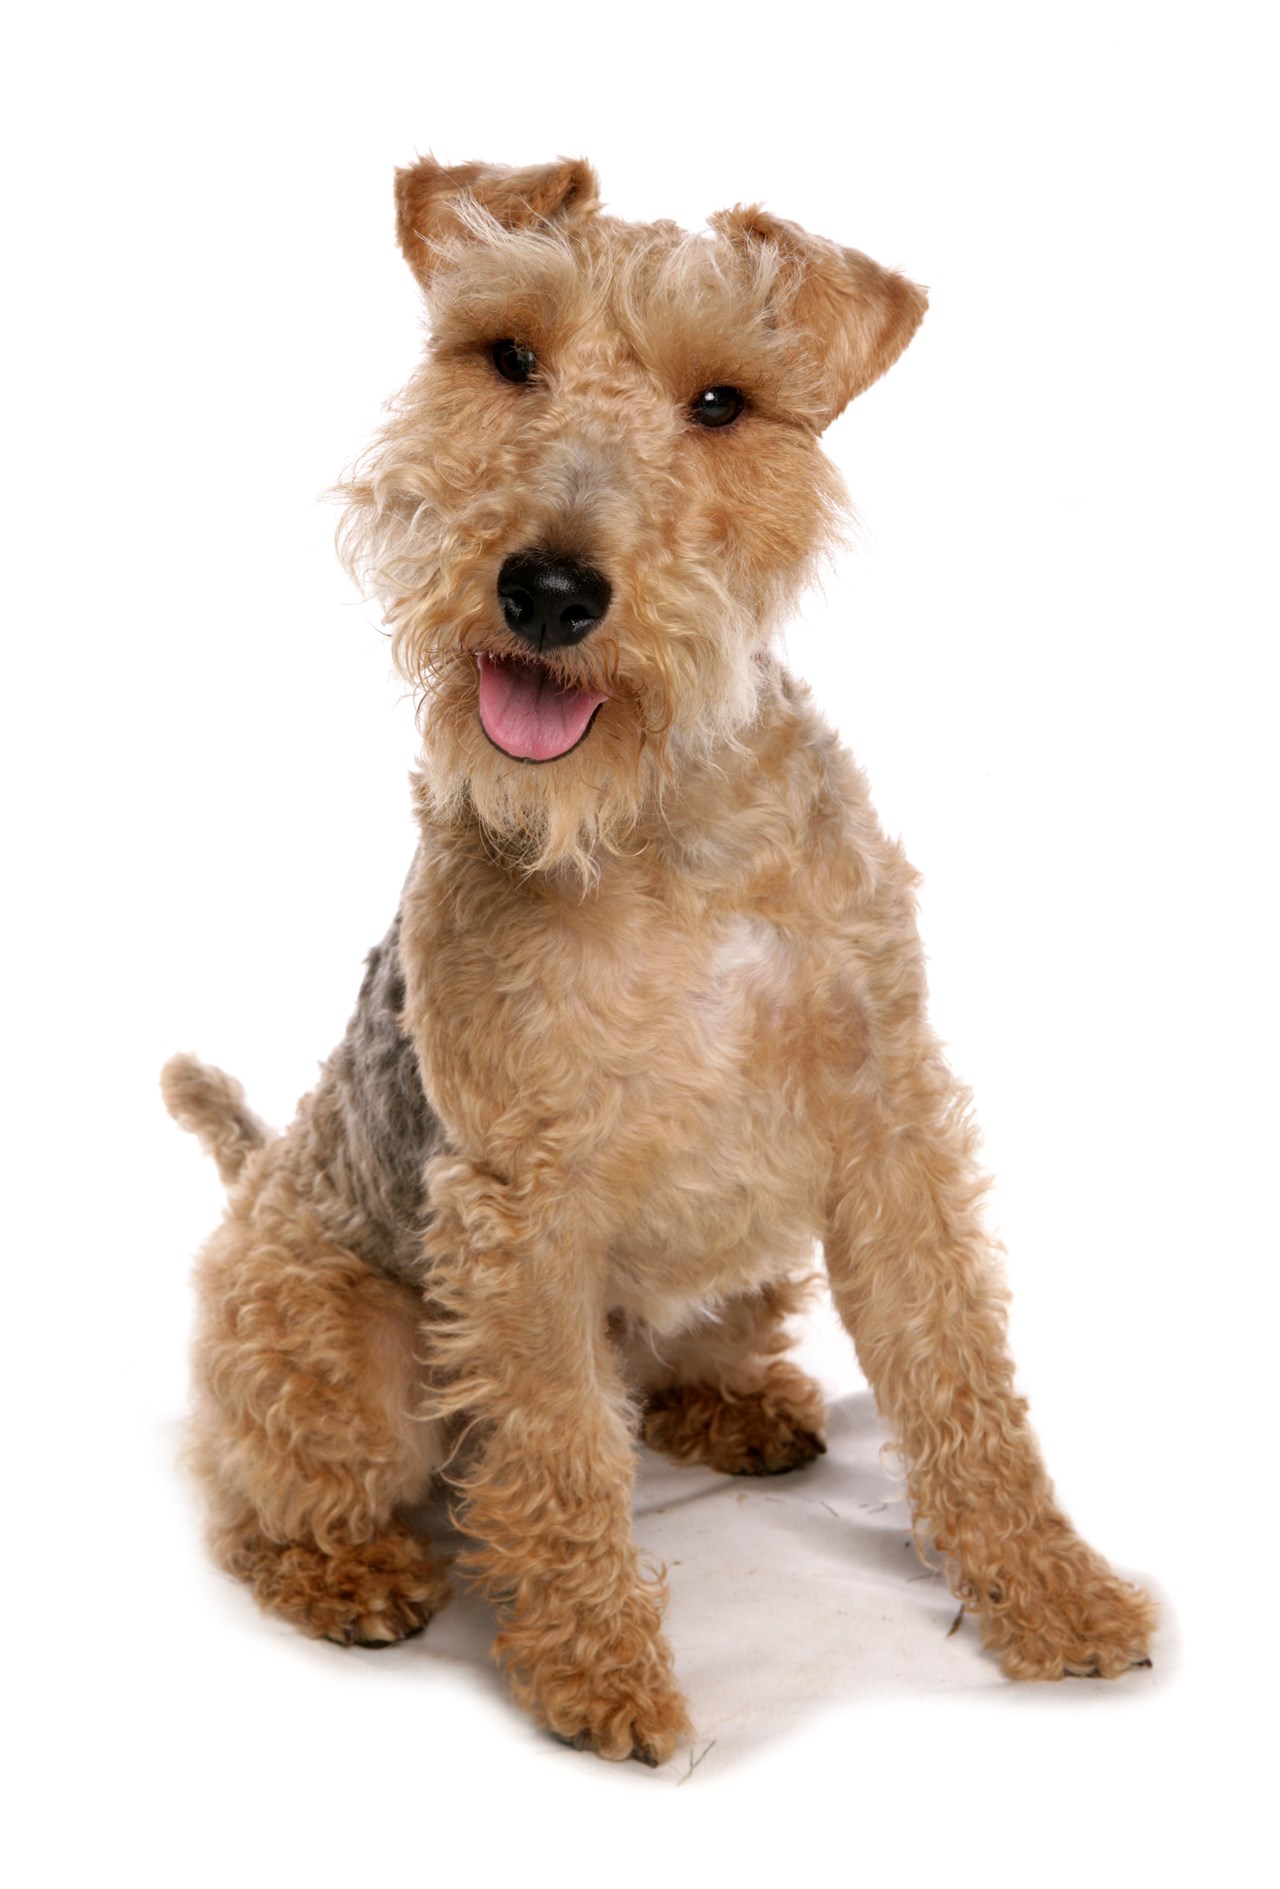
407, 873, 822, 1304
598, 910, 822, 1319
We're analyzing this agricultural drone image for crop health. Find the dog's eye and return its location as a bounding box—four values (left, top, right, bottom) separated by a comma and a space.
689, 386, 744, 428
492, 340, 538, 384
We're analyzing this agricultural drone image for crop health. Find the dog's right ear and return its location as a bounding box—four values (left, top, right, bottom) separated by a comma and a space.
394, 155, 600, 291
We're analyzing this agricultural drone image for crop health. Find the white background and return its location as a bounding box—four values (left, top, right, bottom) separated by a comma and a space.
5, 2, 1276, 1883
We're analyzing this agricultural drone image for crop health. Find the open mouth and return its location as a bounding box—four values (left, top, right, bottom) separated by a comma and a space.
476, 653, 608, 763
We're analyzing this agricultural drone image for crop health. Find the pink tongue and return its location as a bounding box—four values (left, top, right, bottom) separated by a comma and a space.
477, 654, 607, 762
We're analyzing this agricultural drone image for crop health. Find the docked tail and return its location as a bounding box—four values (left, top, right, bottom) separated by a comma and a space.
160, 1054, 270, 1186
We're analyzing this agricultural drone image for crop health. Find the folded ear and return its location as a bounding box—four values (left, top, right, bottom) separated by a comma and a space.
710, 204, 927, 429
394, 154, 600, 290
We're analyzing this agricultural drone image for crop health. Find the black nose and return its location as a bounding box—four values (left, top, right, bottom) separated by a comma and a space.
497, 552, 612, 651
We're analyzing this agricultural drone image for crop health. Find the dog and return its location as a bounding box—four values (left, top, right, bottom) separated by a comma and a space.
163, 155, 1155, 1765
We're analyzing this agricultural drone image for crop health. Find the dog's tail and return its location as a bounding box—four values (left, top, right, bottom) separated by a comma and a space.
160, 1054, 271, 1186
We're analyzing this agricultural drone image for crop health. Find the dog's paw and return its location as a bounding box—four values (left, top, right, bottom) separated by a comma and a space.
542, 1663, 693, 1765
643, 1362, 826, 1477
502, 1592, 692, 1764
328, 1596, 436, 1649
980, 1561, 1157, 1680
241, 1533, 451, 1647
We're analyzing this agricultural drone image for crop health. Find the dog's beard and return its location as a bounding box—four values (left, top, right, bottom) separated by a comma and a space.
410, 613, 772, 885
412, 650, 665, 884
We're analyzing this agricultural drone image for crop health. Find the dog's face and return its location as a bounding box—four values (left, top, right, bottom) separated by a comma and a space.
341, 157, 925, 879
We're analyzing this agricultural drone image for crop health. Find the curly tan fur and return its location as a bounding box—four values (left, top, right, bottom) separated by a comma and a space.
161, 1053, 269, 1185
165, 155, 1154, 1765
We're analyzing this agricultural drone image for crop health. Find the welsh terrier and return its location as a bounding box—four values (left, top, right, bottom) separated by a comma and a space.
163, 155, 1155, 1765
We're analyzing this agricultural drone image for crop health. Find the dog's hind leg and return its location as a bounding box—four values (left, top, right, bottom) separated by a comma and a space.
189, 1202, 449, 1646
630, 1272, 828, 1476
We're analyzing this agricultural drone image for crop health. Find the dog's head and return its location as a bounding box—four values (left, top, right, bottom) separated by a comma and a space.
340, 156, 925, 881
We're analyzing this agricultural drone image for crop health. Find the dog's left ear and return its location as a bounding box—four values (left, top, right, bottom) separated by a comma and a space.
395, 154, 600, 291
710, 205, 927, 429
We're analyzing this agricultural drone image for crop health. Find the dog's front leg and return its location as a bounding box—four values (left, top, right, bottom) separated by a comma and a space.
424, 1153, 691, 1763
822, 1065, 1155, 1679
